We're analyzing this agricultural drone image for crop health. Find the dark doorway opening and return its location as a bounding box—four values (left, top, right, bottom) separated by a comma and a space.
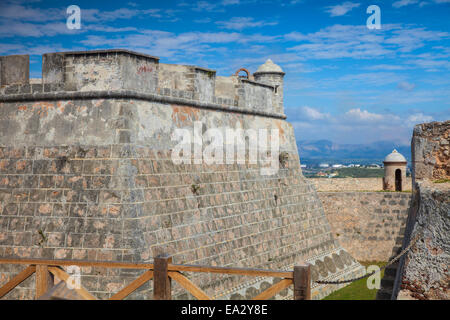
395, 169, 402, 191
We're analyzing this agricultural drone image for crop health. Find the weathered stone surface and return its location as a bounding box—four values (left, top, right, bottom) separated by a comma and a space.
310, 177, 412, 192
412, 120, 449, 181
398, 181, 449, 300
0, 49, 364, 300
393, 120, 450, 300
0, 55, 29, 86
319, 192, 411, 261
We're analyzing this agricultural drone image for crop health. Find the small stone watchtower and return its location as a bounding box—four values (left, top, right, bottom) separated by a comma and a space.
383, 149, 407, 191
253, 59, 285, 114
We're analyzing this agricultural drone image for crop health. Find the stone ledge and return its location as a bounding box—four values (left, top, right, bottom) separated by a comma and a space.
0, 90, 287, 120
57, 49, 160, 61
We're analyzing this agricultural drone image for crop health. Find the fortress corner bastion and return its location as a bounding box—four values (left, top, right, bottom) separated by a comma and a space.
0, 50, 364, 300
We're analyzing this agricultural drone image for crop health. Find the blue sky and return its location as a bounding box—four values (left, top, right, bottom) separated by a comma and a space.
1, 0, 449, 145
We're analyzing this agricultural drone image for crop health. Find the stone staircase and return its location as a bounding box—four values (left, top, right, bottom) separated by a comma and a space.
376, 230, 406, 300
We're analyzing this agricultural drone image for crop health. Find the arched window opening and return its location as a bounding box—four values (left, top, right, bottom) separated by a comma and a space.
234, 68, 250, 79
395, 169, 402, 191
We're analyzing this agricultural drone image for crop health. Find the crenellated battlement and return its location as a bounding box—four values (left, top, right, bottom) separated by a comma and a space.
0, 49, 285, 117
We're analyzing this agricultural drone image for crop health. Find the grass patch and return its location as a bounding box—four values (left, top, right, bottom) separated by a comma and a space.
322, 261, 385, 300
433, 179, 450, 184
374, 190, 412, 193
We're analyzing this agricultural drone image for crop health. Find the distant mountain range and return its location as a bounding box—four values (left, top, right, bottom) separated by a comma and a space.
297, 140, 411, 164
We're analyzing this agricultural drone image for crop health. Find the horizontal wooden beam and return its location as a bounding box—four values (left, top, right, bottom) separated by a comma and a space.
0, 258, 293, 279
168, 264, 293, 279
0, 258, 154, 270
0, 265, 36, 299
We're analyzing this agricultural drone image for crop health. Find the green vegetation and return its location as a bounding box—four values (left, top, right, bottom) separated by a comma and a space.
374, 189, 412, 193
433, 178, 450, 184
322, 261, 385, 300
305, 167, 385, 178
334, 167, 384, 178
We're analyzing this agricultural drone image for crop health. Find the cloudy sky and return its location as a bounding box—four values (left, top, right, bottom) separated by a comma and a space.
1, 0, 449, 145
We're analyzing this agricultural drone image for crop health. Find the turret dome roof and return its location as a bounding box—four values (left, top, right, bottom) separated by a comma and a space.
254, 59, 284, 74
384, 149, 407, 163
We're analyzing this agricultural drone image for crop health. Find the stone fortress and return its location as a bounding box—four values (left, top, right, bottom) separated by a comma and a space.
0, 50, 365, 300
0, 50, 448, 300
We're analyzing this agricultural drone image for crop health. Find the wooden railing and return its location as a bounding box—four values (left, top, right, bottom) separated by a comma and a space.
0, 255, 311, 300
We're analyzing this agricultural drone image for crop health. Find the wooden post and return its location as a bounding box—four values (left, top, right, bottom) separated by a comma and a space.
35, 265, 54, 299
293, 265, 311, 300
153, 254, 172, 300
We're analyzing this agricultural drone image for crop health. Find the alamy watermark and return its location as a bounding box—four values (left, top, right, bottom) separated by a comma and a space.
366, 5, 381, 30
366, 265, 381, 289
66, 5, 81, 30
171, 122, 281, 176
66, 265, 81, 290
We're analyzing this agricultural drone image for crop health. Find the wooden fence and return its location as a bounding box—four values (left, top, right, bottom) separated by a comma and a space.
0, 255, 311, 300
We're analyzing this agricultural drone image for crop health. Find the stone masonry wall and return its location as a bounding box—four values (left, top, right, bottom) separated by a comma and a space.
309, 177, 412, 192
319, 192, 411, 261
0, 50, 364, 300
397, 181, 449, 300
394, 120, 450, 300
412, 120, 450, 181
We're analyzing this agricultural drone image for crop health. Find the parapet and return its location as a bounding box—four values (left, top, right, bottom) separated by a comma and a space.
43, 49, 159, 92
0, 49, 286, 118
0, 55, 30, 86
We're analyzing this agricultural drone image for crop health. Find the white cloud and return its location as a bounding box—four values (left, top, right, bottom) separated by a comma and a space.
286, 24, 449, 61
345, 108, 388, 122
288, 106, 435, 145
190, 0, 241, 12
406, 113, 433, 126
397, 81, 416, 91
392, 0, 450, 6
302, 106, 330, 120
364, 64, 409, 71
0, 4, 62, 22
339, 72, 405, 86
0, 21, 83, 37
392, 0, 419, 8
325, 2, 360, 17
216, 17, 277, 30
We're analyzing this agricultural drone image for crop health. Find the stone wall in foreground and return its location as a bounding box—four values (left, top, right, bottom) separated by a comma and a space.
397, 181, 449, 300
318, 192, 411, 261
412, 120, 450, 181
394, 120, 450, 300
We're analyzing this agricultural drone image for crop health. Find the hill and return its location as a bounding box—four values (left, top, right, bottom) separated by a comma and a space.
297, 140, 411, 164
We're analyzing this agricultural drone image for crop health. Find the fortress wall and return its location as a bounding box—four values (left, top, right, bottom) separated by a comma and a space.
394, 120, 450, 300
215, 76, 237, 99
43, 51, 159, 93
0, 50, 365, 300
412, 120, 450, 181
237, 80, 274, 114
319, 192, 411, 261
1, 51, 282, 118
397, 181, 449, 300
0, 96, 364, 300
0, 55, 30, 86
158, 64, 216, 103
309, 177, 412, 192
